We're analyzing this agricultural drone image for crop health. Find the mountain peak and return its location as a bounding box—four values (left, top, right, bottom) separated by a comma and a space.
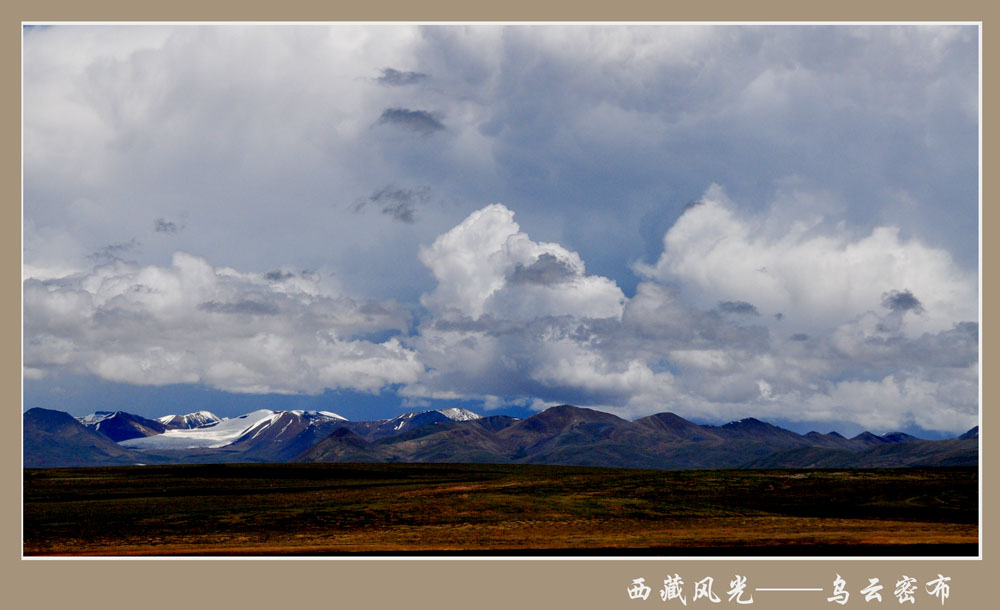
880, 431, 920, 443
851, 431, 889, 446
157, 411, 223, 430
724, 417, 766, 427
77, 411, 167, 442
534, 405, 626, 424
499, 405, 626, 444
959, 426, 979, 439
633, 412, 720, 442
24, 408, 148, 467
437, 408, 480, 421
79, 411, 119, 424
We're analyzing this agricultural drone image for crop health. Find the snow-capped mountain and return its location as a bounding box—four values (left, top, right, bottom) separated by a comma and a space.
79, 411, 116, 424
26, 408, 149, 467
347, 408, 483, 441
120, 409, 347, 451
157, 411, 222, 430
120, 410, 275, 450
225, 410, 350, 461
437, 408, 481, 422
77, 411, 167, 442
26, 403, 978, 469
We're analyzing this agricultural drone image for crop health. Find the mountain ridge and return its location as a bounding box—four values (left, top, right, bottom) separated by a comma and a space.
24, 408, 153, 467
25, 404, 979, 470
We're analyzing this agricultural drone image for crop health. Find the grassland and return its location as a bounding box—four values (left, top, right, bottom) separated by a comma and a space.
23, 463, 978, 556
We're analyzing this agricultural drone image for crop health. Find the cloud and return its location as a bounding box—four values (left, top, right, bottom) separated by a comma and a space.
718, 300, 759, 316
264, 270, 295, 281
376, 67, 428, 86
23, 199, 979, 432
23, 25, 977, 314
402, 204, 640, 413
798, 372, 978, 433
418, 203, 625, 321
375, 107, 445, 136
198, 299, 280, 316
24, 252, 421, 394
881, 289, 924, 314
405, 203, 977, 430
88, 239, 139, 263
154, 218, 180, 234
353, 185, 432, 224
635, 185, 977, 336
507, 252, 577, 285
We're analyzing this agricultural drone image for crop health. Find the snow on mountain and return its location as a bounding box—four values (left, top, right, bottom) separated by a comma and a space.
437, 408, 481, 421
296, 410, 347, 421
224, 410, 350, 461
78, 411, 117, 424
77, 411, 167, 442
387, 411, 428, 432
121, 409, 347, 450
121, 410, 277, 449
350, 408, 483, 441
157, 411, 223, 430
235, 410, 348, 444
387, 407, 481, 429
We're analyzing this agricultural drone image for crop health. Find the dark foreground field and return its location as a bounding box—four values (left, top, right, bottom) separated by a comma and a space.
23, 463, 978, 556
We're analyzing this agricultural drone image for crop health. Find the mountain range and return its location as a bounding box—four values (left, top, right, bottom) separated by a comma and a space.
23, 404, 979, 470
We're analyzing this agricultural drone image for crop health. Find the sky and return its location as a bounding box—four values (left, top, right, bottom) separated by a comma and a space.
22, 24, 980, 437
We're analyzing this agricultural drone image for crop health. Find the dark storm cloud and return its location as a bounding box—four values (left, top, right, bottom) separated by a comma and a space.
353, 185, 432, 224
790, 333, 809, 341
198, 300, 280, 316
847, 317, 978, 371
383, 202, 416, 223
375, 108, 445, 136
154, 218, 180, 234
899, 321, 978, 368
717, 300, 760, 316
954, 321, 978, 337
88, 239, 139, 262
881, 289, 924, 314
264, 270, 294, 281
507, 253, 577, 285
376, 67, 429, 86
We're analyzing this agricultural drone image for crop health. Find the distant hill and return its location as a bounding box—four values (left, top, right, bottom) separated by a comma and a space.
292, 427, 391, 463
25, 404, 979, 471
24, 408, 151, 468
157, 411, 222, 430
742, 437, 979, 468
78, 411, 167, 442
340, 408, 483, 442
297, 405, 980, 470
960, 426, 979, 440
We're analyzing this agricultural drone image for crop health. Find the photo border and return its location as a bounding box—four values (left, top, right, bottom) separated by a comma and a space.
4, 2, 991, 609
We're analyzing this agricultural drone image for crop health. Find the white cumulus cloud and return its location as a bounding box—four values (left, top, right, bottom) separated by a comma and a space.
419, 203, 625, 321
24, 252, 422, 394
635, 184, 977, 336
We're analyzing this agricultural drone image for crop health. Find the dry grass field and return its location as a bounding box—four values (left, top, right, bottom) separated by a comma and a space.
23, 463, 978, 556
